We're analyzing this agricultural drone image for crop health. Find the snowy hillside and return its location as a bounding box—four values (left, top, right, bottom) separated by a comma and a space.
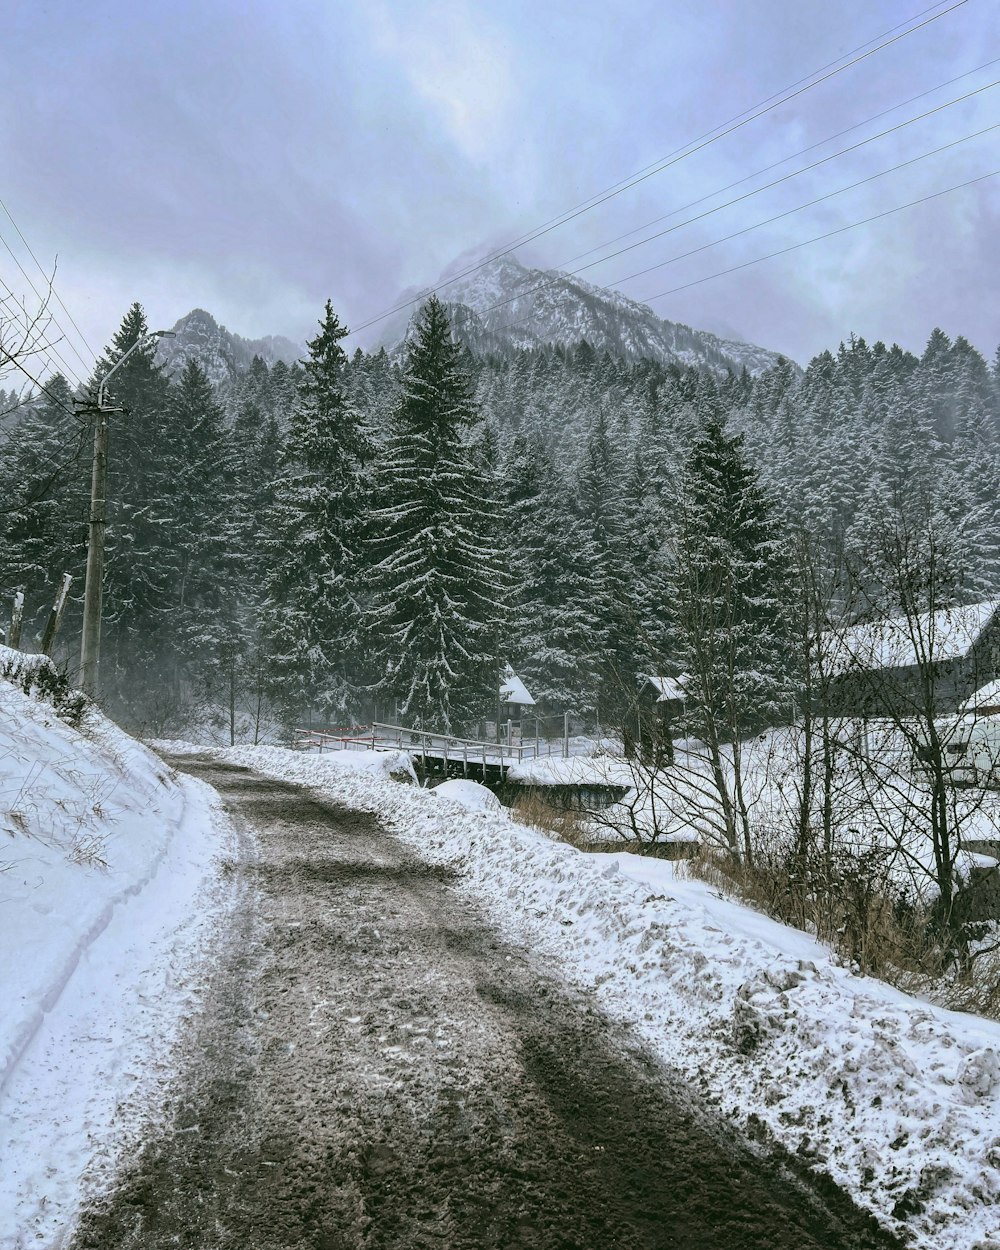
0, 649, 231, 1243
156, 308, 303, 385
378, 253, 793, 376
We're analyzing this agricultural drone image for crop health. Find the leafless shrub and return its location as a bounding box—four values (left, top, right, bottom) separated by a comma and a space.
66, 829, 109, 870
679, 831, 957, 987
509, 791, 591, 848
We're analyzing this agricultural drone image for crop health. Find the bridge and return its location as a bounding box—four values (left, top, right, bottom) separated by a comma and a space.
293, 721, 576, 782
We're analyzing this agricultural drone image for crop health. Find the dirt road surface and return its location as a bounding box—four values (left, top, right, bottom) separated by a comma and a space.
71, 757, 903, 1250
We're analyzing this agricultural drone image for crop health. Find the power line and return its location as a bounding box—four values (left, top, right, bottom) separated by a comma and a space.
500, 0, 961, 249
0, 345, 84, 420
0, 415, 90, 518
0, 347, 91, 519
0, 196, 99, 364
0, 384, 81, 425
556, 53, 1000, 272
0, 262, 87, 388
609, 124, 997, 289
481, 143, 999, 339
349, 0, 969, 335
640, 168, 1000, 306
0, 203, 98, 385
473, 82, 1000, 317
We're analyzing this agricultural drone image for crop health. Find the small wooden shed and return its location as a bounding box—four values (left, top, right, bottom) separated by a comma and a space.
500, 665, 536, 721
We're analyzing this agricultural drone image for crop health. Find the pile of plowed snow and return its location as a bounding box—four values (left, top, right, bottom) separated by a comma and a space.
0, 650, 232, 1244
219, 743, 1000, 1250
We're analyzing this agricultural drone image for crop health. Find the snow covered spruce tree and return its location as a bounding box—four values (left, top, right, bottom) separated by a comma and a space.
260, 301, 371, 730
504, 432, 603, 716
90, 303, 173, 715
0, 374, 89, 649
159, 359, 239, 714
667, 414, 794, 861
576, 408, 637, 723
367, 297, 507, 732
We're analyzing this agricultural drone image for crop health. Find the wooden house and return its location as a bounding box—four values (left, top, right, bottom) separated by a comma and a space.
823, 600, 1000, 717
635, 673, 687, 758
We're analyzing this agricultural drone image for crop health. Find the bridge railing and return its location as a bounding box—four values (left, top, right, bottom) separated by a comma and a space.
292, 727, 380, 753
292, 722, 570, 766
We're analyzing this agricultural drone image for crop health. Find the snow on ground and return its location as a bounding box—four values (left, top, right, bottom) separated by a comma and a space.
219, 743, 1000, 1250
0, 675, 234, 1248
429, 778, 502, 812
512, 727, 1000, 887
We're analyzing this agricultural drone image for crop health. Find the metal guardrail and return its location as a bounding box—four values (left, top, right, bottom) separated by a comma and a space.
292, 721, 571, 769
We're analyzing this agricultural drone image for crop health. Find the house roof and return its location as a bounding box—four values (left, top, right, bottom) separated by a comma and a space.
960, 677, 1000, 715
825, 600, 1000, 676
500, 665, 535, 707
642, 674, 688, 702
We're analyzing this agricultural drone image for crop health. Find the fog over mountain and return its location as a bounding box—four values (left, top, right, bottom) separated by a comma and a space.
378, 254, 793, 376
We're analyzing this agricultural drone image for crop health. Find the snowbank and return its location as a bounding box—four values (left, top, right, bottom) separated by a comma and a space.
430, 778, 501, 812
0, 672, 232, 1245
219, 744, 1000, 1250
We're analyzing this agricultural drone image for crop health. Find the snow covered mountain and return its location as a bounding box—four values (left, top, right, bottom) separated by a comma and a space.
156, 309, 303, 385
378, 253, 793, 376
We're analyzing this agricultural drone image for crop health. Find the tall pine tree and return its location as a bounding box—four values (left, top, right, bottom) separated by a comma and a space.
261, 301, 371, 728
367, 298, 506, 732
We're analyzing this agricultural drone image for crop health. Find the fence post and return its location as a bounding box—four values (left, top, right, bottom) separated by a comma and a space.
8, 591, 24, 650
40, 573, 73, 658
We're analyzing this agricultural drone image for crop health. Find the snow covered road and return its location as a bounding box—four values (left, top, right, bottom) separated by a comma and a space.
72, 756, 900, 1249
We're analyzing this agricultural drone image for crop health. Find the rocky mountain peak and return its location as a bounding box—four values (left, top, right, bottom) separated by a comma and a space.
380, 252, 795, 377
157, 309, 303, 386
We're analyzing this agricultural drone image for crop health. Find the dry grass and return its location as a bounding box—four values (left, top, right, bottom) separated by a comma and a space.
517, 791, 1000, 1017
508, 791, 592, 848
66, 829, 109, 869
681, 839, 944, 981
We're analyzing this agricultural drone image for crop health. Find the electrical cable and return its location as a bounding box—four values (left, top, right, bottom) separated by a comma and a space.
472, 111, 995, 315
481, 166, 999, 339
0, 345, 85, 420
349, 0, 969, 335
0, 347, 92, 519
0, 417, 90, 518
640, 167, 1000, 305
556, 53, 1000, 271
495, 0, 960, 256
0, 264, 86, 390
608, 123, 998, 289
0, 195, 99, 362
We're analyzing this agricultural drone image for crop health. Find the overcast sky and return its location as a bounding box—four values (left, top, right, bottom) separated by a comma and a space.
3, 0, 998, 380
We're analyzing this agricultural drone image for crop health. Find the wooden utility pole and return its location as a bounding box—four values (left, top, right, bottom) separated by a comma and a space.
79, 399, 109, 694
40, 572, 73, 657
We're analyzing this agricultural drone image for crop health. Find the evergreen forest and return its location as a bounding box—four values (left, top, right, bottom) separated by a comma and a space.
3, 295, 999, 742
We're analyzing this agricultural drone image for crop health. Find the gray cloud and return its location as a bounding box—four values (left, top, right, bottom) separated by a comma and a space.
2, 0, 996, 379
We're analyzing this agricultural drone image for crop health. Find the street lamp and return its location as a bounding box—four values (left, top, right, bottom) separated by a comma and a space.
79, 329, 175, 698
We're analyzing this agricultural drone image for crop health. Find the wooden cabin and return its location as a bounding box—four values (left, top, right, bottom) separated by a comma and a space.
635, 673, 687, 759
823, 600, 1000, 717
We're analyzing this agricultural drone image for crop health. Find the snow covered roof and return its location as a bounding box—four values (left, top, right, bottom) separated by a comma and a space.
960, 677, 1000, 715
642, 674, 688, 702
824, 600, 1000, 676
500, 665, 535, 707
